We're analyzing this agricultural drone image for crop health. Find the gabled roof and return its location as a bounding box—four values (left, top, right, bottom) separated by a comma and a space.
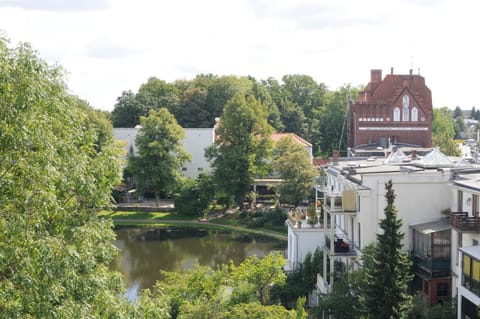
271, 132, 312, 148
369, 74, 432, 108
416, 147, 453, 168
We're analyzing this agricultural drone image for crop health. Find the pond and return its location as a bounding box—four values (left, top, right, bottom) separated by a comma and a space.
111, 227, 286, 300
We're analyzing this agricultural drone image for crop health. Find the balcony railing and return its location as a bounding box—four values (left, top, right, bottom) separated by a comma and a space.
449, 211, 480, 232
325, 236, 357, 256
413, 254, 450, 275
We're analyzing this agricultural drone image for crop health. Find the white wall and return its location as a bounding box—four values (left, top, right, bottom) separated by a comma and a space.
287, 220, 325, 270
181, 128, 214, 179
113, 127, 214, 179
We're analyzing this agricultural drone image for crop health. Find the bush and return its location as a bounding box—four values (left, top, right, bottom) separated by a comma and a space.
174, 173, 215, 216
265, 206, 288, 226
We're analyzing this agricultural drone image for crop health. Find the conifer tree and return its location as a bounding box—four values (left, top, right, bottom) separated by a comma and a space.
360, 180, 413, 319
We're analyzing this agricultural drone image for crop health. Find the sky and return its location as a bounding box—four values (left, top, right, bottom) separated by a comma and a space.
0, 0, 479, 112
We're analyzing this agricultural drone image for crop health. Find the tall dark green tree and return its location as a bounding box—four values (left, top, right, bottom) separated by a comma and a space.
129, 108, 191, 206
111, 90, 144, 127
206, 93, 273, 208
360, 180, 413, 319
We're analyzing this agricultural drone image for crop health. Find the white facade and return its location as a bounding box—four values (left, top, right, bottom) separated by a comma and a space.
316, 149, 456, 292
113, 127, 214, 179
286, 220, 325, 271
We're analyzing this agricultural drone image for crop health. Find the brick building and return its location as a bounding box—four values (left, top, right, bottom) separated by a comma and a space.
349, 69, 433, 148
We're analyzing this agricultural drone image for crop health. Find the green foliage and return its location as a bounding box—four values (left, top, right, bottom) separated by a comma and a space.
408, 295, 456, 319
359, 180, 413, 319
315, 272, 362, 319
111, 90, 145, 127
174, 173, 215, 216
230, 252, 286, 305
271, 247, 323, 308
432, 107, 461, 156
128, 108, 191, 206
0, 37, 136, 317
273, 136, 318, 207
235, 206, 288, 229
206, 93, 273, 208
147, 252, 302, 319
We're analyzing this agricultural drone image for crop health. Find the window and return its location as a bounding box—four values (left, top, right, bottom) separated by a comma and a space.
393, 107, 400, 121
437, 283, 449, 297
402, 95, 410, 121
411, 107, 418, 121
182, 167, 187, 171
198, 167, 203, 171
402, 106, 409, 121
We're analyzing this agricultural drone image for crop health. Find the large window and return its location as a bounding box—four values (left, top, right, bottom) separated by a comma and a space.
432, 230, 451, 259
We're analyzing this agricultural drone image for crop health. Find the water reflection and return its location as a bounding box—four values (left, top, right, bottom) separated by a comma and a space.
112, 227, 285, 299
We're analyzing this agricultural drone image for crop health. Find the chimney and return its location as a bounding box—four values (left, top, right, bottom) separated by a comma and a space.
371, 69, 382, 82
411, 150, 417, 160
391, 67, 394, 75
409, 69, 413, 75
333, 150, 339, 164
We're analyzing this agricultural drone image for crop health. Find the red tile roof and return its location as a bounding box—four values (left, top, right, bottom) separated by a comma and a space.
271, 132, 312, 147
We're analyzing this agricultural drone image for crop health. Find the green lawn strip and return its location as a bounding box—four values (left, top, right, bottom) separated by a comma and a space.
99, 210, 191, 221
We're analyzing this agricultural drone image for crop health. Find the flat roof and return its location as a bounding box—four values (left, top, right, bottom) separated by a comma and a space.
459, 245, 480, 258
410, 218, 450, 234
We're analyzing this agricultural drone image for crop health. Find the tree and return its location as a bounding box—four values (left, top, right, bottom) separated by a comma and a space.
432, 107, 461, 156
453, 106, 463, 119
206, 93, 273, 208
174, 173, 215, 216
129, 108, 191, 206
359, 180, 413, 319
0, 37, 135, 317
229, 252, 286, 305
273, 136, 318, 207
135, 76, 181, 115
111, 90, 144, 127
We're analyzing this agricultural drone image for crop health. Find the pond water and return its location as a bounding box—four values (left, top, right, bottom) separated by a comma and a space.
111, 227, 286, 300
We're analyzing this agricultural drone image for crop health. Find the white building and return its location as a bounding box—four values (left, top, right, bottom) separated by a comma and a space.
312, 148, 458, 304
113, 127, 215, 179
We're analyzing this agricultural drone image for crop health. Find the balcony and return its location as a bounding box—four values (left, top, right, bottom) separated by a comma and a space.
413, 254, 450, 277
325, 236, 357, 256
449, 212, 480, 232
324, 190, 357, 215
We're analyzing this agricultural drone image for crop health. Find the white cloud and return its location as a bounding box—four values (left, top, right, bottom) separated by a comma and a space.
0, 0, 110, 12
0, 0, 479, 110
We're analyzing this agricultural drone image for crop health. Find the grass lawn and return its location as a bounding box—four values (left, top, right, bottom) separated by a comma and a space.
99, 210, 192, 221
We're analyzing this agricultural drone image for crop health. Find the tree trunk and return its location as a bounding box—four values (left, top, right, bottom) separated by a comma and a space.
155, 192, 160, 207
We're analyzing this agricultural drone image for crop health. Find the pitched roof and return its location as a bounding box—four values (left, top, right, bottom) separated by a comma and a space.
271, 132, 312, 148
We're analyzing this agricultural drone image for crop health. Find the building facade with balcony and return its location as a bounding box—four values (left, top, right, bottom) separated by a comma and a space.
449, 171, 480, 316
457, 246, 480, 319
410, 219, 451, 305
314, 147, 454, 301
